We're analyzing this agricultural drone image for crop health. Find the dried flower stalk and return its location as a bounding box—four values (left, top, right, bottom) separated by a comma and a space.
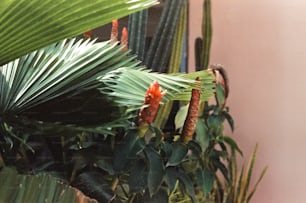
181, 77, 201, 144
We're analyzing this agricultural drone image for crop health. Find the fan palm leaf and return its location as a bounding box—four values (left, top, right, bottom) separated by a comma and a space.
0, 0, 158, 65
0, 38, 138, 115
101, 67, 215, 112
0, 37, 214, 135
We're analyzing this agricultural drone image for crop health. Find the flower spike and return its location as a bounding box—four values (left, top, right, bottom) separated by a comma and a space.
138, 81, 167, 126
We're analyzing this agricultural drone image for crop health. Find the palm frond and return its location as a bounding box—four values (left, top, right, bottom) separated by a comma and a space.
0, 38, 138, 115
0, 0, 158, 65
0, 167, 98, 203
100, 67, 215, 112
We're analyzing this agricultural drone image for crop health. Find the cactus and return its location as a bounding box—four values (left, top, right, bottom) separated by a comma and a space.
195, 0, 212, 71
128, 10, 148, 61
153, 0, 188, 128
144, 0, 185, 72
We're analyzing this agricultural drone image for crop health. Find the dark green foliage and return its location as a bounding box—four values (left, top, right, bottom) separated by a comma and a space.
144, 146, 165, 196
196, 168, 215, 196
166, 142, 188, 167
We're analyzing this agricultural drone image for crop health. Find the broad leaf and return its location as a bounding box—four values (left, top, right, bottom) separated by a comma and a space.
178, 170, 197, 203
222, 136, 243, 156
224, 110, 235, 132
195, 118, 210, 151
215, 83, 225, 107
174, 104, 189, 130
166, 142, 188, 167
0, 0, 158, 65
195, 168, 215, 196
113, 129, 145, 172
165, 167, 178, 193
144, 146, 164, 197
128, 160, 147, 193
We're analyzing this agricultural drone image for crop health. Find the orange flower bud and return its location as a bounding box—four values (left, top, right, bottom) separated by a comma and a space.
110, 19, 119, 42
138, 81, 167, 126
121, 27, 128, 51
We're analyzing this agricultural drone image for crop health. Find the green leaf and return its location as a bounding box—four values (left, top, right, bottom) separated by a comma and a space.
195, 118, 210, 151
166, 142, 188, 167
207, 114, 224, 136
113, 129, 145, 172
195, 168, 215, 196
222, 136, 243, 156
214, 158, 230, 184
215, 83, 225, 106
178, 171, 198, 203
128, 160, 147, 193
0, 167, 98, 203
0, 0, 158, 65
144, 146, 164, 197
161, 142, 173, 158
165, 167, 178, 193
223, 110, 235, 132
174, 104, 189, 130
96, 159, 115, 176
187, 140, 202, 159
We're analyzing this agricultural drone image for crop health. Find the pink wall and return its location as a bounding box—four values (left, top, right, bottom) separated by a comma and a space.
190, 1, 306, 202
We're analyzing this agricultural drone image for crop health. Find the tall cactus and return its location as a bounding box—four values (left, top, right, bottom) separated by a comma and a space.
154, 0, 188, 128
144, 0, 185, 72
128, 10, 148, 61
195, 0, 212, 71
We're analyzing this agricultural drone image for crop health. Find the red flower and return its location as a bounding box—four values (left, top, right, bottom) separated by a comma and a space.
138, 81, 167, 126
110, 19, 119, 42
120, 27, 128, 51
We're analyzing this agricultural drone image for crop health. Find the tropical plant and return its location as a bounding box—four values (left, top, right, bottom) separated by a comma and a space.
0, 0, 266, 202
0, 0, 216, 202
